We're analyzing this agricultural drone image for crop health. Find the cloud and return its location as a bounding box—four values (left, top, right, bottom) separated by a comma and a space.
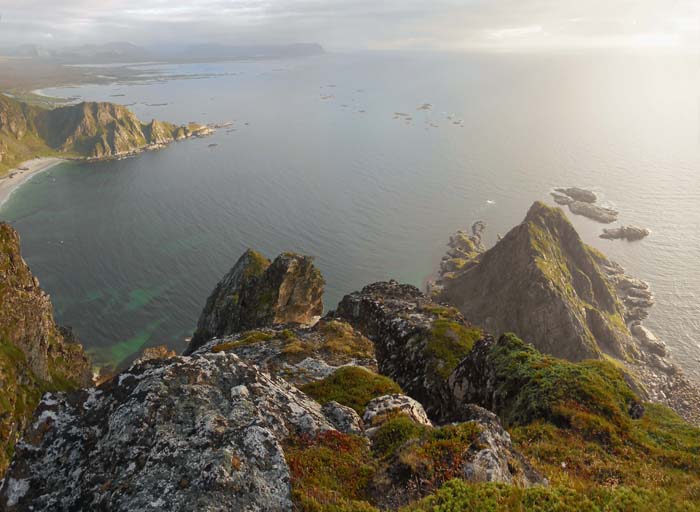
0, 0, 697, 51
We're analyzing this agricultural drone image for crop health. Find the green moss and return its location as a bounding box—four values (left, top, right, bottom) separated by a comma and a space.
300, 366, 402, 415
285, 431, 378, 511
212, 330, 274, 352
484, 335, 700, 508
482, 333, 636, 433
243, 250, 270, 278
426, 320, 482, 379
402, 479, 699, 512
372, 414, 428, 458
419, 304, 462, 320
280, 321, 374, 365
395, 422, 482, 490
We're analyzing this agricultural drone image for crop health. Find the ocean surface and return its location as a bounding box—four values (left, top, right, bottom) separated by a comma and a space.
2, 52, 699, 378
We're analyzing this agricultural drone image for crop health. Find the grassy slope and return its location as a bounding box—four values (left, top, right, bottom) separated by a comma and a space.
287, 333, 700, 511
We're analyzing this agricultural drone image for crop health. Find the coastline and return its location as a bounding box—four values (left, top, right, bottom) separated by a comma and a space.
0, 157, 66, 210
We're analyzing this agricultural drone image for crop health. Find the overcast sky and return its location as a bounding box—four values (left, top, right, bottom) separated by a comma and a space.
0, 0, 698, 52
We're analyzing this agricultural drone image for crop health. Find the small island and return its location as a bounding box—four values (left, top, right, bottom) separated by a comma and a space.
551, 186, 619, 223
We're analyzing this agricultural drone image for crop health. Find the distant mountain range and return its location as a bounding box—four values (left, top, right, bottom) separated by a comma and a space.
0, 42, 325, 63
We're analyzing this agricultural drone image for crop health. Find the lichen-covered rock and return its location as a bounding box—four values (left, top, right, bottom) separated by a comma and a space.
186, 250, 325, 354
362, 394, 432, 435
322, 401, 364, 435
335, 280, 482, 421
192, 319, 376, 386
455, 404, 545, 486
0, 352, 338, 511
0, 223, 90, 476
438, 202, 636, 362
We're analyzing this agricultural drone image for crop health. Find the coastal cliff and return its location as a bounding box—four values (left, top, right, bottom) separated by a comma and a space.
2, 210, 700, 510
0, 223, 90, 476
0, 94, 209, 173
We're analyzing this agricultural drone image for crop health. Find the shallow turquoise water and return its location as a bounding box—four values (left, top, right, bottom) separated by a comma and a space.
3, 52, 699, 377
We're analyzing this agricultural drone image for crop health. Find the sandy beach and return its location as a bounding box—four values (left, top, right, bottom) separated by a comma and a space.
0, 157, 66, 209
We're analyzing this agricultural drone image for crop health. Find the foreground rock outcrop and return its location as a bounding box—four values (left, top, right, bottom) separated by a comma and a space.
0, 353, 337, 511
0, 94, 209, 172
0, 223, 90, 476
186, 250, 325, 354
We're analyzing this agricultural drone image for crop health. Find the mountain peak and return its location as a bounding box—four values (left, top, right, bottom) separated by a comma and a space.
438, 201, 636, 362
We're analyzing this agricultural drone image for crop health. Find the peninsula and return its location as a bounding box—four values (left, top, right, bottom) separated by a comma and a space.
0, 93, 211, 176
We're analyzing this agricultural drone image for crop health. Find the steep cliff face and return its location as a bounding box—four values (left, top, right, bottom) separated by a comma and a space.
437, 202, 636, 362
186, 250, 325, 354
0, 223, 90, 476
0, 94, 208, 172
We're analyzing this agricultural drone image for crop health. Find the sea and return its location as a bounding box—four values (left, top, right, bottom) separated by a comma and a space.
2, 51, 699, 379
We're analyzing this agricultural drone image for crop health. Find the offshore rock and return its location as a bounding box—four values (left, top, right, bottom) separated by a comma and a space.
568, 201, 619, 223
335, 280, 482, 422
550, 191, 573, 205
0, 353, 338, 511
438, 202, 636, 362
600, 225, 650, 241
0, 223, 90, 476
186, 250, 325, 354
192, 319, 376, 386
555, 187, 597, 203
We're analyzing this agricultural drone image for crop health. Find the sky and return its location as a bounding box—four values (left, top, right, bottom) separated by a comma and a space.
0, 0, 698, 52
